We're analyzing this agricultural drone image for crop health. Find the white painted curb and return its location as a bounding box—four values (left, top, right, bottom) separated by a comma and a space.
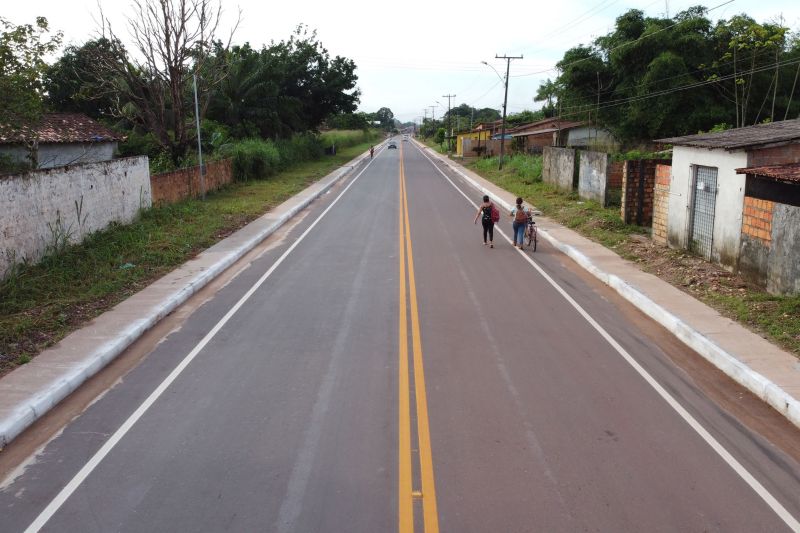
0, 148, 376, 448
419, 144, 800, 430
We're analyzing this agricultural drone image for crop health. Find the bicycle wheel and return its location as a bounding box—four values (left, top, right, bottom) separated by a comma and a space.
532, 227, 538, 252
524, 227, 532, 247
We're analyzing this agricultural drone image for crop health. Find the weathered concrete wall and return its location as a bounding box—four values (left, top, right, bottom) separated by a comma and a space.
37, 143, 117, 169
667, 146, 747, 267
151, 159, 233, 205
567, 127, 618, 151
461, 138, 506, 158
0, 143, 116, 169
542, 146, 575, 191
0, 145, 31, 167
577, 150, 609, 204
0, 156, 150, 278
767, 203, 800, 295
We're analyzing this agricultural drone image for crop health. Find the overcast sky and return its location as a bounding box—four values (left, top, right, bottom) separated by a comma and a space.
6, 0, 800, 122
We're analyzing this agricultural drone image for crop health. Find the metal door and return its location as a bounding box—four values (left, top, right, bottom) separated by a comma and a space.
689, 165, 718, 259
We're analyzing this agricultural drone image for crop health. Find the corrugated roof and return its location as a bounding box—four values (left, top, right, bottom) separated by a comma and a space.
657, 119, 800, 150
735, 163, 800, 183
511, 120, 586, 137
0, 113, 124, 144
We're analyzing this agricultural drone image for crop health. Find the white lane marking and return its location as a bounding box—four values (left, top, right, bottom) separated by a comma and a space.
24, 152, 383, 533
411, 142, 800, 532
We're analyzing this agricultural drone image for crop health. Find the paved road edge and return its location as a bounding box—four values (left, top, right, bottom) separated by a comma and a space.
0, 148, 376, 449
419, 143, 800, 431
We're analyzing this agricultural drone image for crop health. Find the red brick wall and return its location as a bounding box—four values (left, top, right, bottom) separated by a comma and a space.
620, 159, 671, 226
652, 164, 672, 244
741, 196, 774, 247
607, 161, 624, 189
747, 143, 800, 166
150, 159, 233, 205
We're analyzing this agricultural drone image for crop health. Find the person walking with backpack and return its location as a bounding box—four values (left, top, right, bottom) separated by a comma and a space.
510, 197, 530, 249
473, 195, 498, 248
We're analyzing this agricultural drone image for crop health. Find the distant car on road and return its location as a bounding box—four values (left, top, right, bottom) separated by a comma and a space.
388, 141, 397, 149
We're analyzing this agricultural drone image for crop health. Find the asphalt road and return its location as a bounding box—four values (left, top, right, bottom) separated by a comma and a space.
2, 140, 800, 532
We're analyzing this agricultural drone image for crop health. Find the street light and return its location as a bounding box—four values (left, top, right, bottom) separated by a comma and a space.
481, 61, 504, 84
482, 56, 522, 169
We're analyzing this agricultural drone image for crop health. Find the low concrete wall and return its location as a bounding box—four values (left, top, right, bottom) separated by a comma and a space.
461, 138, 506, 158
739, 198, 800, 295
542, 146, 575, 191
151, 159, 233, 205
577, 150, 609, 204
768, 204, 800, 295
0, 156, 150, 278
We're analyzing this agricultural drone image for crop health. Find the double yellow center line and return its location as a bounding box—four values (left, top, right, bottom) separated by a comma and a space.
398, 143, 439, 533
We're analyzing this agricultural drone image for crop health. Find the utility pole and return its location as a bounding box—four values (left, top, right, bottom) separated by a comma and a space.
442, 94, 455, 151
429, 105, 438, 141
423, 109, 428, 137
193, 72, 205, 200
496, 54, 523, 170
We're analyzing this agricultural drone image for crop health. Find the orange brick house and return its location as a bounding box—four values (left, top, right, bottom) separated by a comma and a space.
658, 120, 800, 295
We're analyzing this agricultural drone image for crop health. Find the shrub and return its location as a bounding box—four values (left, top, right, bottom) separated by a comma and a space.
222, 139, 281, 181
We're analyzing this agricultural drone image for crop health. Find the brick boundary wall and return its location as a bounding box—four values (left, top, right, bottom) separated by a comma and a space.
741, 196, 774, 247
652, 164, 672, 244
620, 159, 671, 226
747, 144, 800, 167
607, 161, 624, 189
150, 159, 233, 205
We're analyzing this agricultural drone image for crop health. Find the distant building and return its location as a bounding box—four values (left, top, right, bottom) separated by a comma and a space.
510, 118, 617, 153
658, 119, 800, 295
0, 113, 124, 170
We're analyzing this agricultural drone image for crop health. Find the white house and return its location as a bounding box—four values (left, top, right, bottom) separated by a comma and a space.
658, 120, 800, 292
0, 113, 124, 170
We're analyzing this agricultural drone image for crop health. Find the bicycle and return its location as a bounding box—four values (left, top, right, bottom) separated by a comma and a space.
523, 214, 538, 252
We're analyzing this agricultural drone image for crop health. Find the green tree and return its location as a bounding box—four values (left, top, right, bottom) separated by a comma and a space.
206, 27, 360, 139
44, 38, 117, 118
534, 79, 559, 117
326, 112, 369, 130
374, 107, 395, 131
0, 16, 62, 128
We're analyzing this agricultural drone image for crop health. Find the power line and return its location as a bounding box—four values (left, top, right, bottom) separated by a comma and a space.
554, 57, 800, 118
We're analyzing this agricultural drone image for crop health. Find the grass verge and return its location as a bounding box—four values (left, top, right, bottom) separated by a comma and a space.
465, 155, 800, 358
0, 141, 373, 375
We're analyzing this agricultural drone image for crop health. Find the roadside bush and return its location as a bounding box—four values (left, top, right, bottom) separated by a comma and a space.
223, 138, 281, 181
276, 133, 324, 168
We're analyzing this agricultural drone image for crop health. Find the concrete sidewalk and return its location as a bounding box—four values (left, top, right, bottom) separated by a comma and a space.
420, 143, 800, 430
0, 149, 374, 448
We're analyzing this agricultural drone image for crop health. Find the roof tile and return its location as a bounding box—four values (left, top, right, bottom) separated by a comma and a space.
0, 113, 124, 144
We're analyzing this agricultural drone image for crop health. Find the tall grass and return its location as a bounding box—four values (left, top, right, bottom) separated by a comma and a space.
320, 129, 380, 150
223, 130, 379, 182
475, 154, 543, 183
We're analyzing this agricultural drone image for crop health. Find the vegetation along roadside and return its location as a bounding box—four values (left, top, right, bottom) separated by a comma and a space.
463, 154, 800, 359
0, 134, 378, 376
